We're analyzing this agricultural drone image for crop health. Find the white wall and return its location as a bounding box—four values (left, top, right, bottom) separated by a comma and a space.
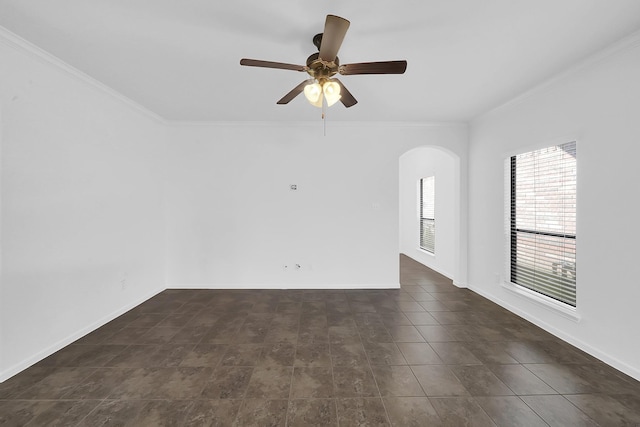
0, 32, 166, 381
0, 93, 4, 374
468, 37, 640, 380
0, 27, 469, 381
165, 123, 468, 289
399, 147, 458, 280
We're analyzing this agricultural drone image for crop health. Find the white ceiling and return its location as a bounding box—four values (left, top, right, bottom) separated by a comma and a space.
2, 1, 640, 122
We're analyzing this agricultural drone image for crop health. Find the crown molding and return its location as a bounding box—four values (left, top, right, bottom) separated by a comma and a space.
0, 25, 166, 125
165, 120, 468, 128
0, 26, 467, 129
472, 28, 640, 123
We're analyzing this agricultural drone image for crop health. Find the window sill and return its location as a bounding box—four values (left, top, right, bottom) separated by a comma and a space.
501, 281, 581, 322
417, 248, 435, 257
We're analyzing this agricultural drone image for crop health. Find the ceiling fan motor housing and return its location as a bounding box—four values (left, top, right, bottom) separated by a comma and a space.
306, 51, 340, 80
312, 33, 323, 50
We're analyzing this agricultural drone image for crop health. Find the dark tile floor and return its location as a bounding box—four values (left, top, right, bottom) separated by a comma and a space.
1, 254, 639, 426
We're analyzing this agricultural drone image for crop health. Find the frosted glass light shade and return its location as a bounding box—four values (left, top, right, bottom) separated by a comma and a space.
304, 82, 323, 107
323, 80, 342, 107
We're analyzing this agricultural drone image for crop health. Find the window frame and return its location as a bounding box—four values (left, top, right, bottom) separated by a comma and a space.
504, 140, 579, 316
419, 176, 435, 254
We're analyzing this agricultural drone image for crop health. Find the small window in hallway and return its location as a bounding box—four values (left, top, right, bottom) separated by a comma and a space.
420, 176, 435, 254
509, 141, 577, 306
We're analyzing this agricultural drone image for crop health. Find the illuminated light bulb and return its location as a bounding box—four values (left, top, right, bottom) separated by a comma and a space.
322, 80, 342, 107
304, 82, 323, 107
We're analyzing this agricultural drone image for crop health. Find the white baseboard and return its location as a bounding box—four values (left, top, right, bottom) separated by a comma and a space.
0, 287, 164, 383
468, 284, 640, 382
167, 283, 401, 290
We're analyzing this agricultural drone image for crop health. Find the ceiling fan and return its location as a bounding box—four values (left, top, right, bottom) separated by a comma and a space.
240, 14, 407, 109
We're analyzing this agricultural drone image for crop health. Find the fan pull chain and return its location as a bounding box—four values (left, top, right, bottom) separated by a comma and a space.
322, 100, 326, 136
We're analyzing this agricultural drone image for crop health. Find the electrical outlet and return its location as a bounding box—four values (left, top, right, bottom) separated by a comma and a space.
120, 278, 126, 290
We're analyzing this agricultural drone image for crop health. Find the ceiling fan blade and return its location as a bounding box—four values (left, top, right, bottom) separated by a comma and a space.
340, 60, 407, 75
277, 80, 309, 105
240, 58, 306, 72
319, 15, 350, 62
333, 78, 357, 108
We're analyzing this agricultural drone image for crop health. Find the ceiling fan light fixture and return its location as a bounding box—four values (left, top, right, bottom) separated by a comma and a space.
322, 80, 341, 107
240, 14, 407, 111
304, 82, 323, 107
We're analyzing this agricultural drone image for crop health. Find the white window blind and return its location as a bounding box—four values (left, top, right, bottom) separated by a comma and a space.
509, 141, 577, 307
420, 176, 435, 253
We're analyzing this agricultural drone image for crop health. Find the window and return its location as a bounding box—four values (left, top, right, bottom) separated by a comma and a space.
420, 176, 435, 253
509, 141, 577, 306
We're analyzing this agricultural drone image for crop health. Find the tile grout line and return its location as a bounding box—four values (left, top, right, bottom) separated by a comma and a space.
228, 299, 258, 427
328, 297, 342, 422
352, 296, 393, 426
518, 394, 587, 427
284, 301, 302, 427
70, 397, 108, 427
328, 301, 341, 427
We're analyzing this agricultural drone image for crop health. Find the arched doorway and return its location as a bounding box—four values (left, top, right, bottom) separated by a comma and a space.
399, 146, 464, 286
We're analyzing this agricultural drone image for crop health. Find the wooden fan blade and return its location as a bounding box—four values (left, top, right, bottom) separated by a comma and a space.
277, 80, 309, 105
318, 15, 350, 62
340, 60, 407, 75
333, 78, 357, 108
240, 58, 306, 72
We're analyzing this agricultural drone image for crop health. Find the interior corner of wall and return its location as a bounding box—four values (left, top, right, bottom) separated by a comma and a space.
452, 280, 467, 289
